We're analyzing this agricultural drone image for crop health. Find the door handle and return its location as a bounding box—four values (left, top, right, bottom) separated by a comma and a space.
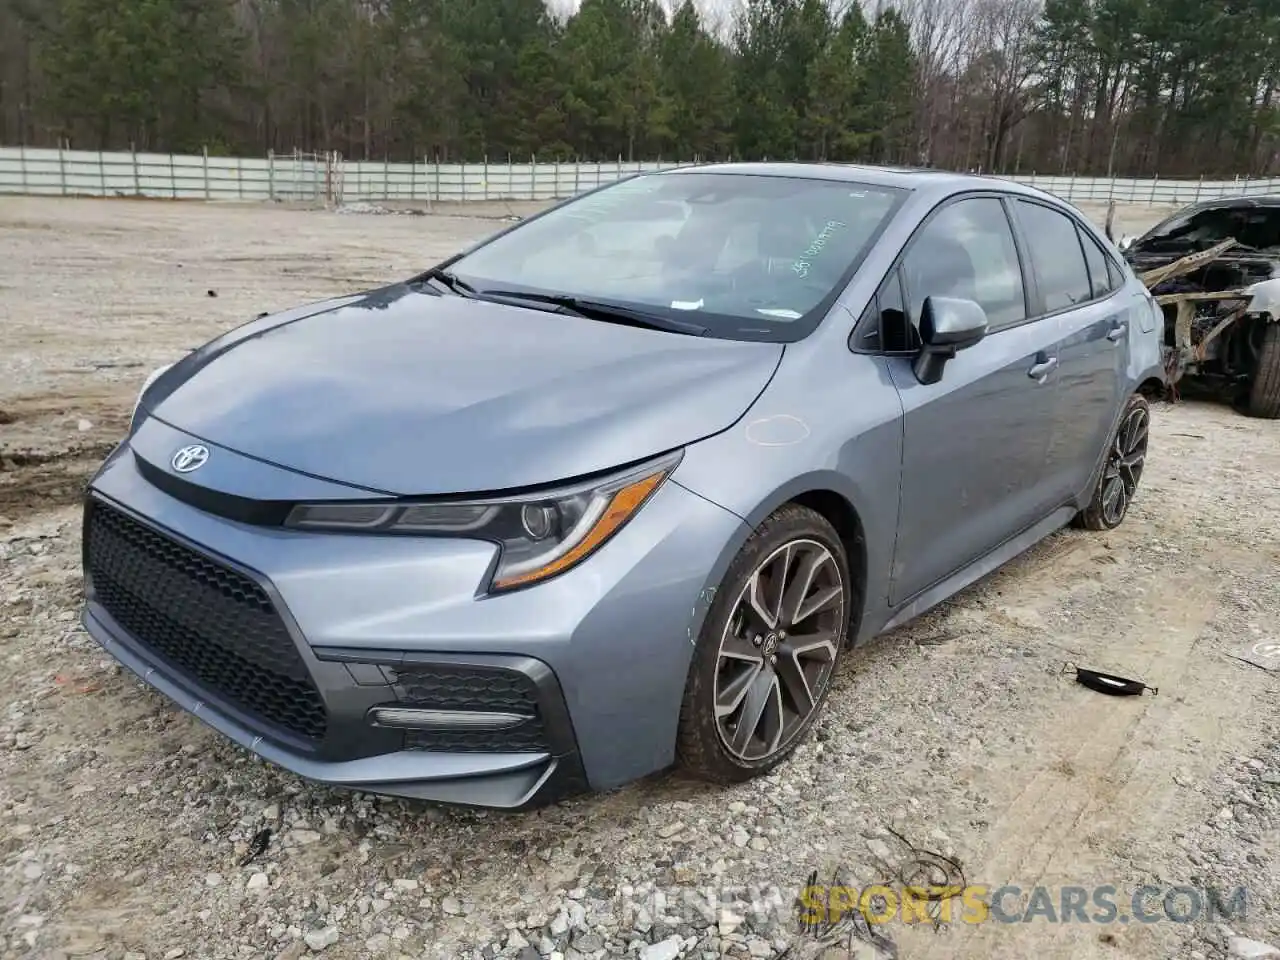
1028, 356, 1059, 381
1106, 325, 1127, 342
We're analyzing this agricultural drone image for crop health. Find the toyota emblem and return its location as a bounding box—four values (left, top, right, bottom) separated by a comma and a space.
171, 444, 210, 473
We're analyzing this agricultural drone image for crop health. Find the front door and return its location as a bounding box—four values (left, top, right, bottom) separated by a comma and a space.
886, 195, 1062, 605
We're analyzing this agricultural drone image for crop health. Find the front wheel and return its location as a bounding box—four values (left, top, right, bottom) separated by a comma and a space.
676, 505, 852, 783
1074, 393, 1150, 531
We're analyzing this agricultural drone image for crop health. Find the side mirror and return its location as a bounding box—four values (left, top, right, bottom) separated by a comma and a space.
913, 296, 988, 385
1117, 235, 1135, 253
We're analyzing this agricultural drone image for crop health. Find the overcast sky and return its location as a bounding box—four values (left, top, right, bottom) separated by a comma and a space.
547, 0, 742, 24
546, 0, 868, 30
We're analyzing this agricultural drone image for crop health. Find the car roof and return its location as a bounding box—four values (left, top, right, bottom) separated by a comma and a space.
661, 161, 1016, 193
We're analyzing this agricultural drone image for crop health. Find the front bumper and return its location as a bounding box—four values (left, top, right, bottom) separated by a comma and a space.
83, 599, 586, 809
81, 433, 747, 808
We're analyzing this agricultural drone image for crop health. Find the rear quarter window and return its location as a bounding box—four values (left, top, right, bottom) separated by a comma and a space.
1078, 227, 1119, 298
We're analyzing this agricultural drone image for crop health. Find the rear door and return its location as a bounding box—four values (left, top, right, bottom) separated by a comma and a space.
1009, 199, 1128, 506
885, 195, 1064, 605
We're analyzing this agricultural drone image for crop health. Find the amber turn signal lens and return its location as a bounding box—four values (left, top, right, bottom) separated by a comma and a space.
491, 470, 667, 590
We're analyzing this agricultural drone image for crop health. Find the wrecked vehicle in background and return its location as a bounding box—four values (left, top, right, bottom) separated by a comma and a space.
1109, 195, 1280, 418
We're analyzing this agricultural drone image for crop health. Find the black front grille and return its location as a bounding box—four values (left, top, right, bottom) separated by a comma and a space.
393, 665, 549, 753
86, 501, 328, 740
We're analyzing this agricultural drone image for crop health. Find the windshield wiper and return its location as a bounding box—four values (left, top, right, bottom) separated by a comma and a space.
476, 289, 709, 336
417, 267, 479, 298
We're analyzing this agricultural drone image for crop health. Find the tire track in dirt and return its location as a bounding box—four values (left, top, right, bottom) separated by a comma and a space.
896, 547, 1272, 960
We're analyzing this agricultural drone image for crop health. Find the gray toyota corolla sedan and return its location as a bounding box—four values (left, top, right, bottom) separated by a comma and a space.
82, 163, 1165, 809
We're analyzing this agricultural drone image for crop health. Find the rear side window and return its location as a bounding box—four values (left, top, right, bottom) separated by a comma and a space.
1078, 226, 1118, 298
902, 197, 1026, 330
1014, 200, 1092, 312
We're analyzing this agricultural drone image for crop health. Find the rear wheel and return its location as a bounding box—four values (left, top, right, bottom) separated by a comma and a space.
676, 505, 851, 783
1075, 393, 1150, 531
1246, 322, 1280, 419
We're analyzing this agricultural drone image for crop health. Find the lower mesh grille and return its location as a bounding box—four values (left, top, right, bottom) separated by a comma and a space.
394, 665, 549, 753
86, 500, 328, 740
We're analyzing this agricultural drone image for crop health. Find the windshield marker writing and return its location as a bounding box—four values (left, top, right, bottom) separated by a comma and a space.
792, 220, 847, 278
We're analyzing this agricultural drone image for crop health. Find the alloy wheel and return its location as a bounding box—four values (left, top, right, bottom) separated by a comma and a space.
1100, 404, 1149, 525
713, 538, 845, 761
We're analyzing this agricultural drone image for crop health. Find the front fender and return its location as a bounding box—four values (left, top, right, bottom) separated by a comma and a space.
670, 348, 904, 643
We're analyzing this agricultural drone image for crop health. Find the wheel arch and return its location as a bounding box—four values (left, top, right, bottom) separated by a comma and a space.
1137, 375, 1165, 399
790, 489, 868, 611
724, 476, 872, 645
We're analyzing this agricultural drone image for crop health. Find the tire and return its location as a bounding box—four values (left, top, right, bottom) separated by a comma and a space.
1075, 393, 1150, 531
1246, 322, 1280, 419
676, 504, 852, 783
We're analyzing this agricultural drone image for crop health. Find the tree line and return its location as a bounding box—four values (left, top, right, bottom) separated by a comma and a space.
0, 0, 1275, 177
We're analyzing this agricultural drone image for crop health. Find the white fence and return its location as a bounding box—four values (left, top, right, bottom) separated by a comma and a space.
1, 145, 1278, 206
0, 147, 338, 202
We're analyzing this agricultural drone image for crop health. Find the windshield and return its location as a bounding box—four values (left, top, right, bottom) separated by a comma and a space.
1137, 203, 1280, 254
443, 172, 905, 341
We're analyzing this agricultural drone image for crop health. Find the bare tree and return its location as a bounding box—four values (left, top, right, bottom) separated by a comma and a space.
894, 0, 972, 165
964, 0, 1040, 171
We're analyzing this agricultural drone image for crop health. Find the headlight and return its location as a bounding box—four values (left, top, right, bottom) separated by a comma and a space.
285, 451, 682, 592
130, 363, 174, 430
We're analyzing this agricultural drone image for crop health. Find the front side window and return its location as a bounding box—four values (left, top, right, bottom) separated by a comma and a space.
902, 197, 1026, 330
1014, 200, 1093, 312
444, 172, 905, 341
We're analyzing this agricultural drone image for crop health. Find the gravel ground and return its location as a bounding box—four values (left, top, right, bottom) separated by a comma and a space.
1, 197, 1278, 960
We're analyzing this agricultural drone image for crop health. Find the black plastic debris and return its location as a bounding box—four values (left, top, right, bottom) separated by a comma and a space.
207, 289, 218, 297
1066, 663, 1158, 697
239, 827, 272, 866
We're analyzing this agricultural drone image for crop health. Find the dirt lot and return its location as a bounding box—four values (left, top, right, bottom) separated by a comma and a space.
1, 197, 1278, 960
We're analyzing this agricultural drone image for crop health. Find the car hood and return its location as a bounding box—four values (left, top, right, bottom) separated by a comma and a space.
143, 284, 783, 495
